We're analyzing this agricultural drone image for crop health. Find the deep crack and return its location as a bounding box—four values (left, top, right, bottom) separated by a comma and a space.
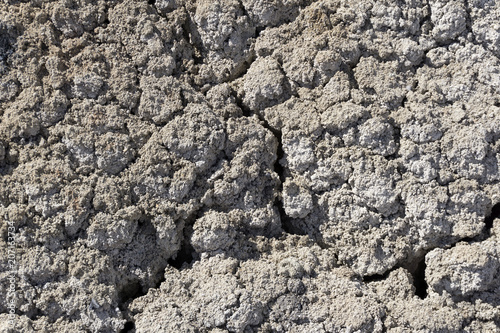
118, 280, 146, 309
168, 238, 195, 270
485, 202, 500, 237
252, 110, 300, 235
412, 256, 428, 299
120, 321, 135, 333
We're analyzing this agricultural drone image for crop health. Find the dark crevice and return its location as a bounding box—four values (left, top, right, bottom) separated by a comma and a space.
179, 90, 188, 107
362, 271, 391, 283
38, 62, 49, 79
419, 0, 432, 30
147, 0, 155, 5
459, 235, 476, 243
454, 201, 500, 244
401, 96, 407, 108
168, 217, 198, 270
273, 132, 285, 184
154, 271, 166, 288
412, 257, 428, 299
118, 280, 146, 307
384, 153, 399, 161
362, 251, 428, 299
181, 14, 203, 66
192, 49, 204, 65
385, 120, 401, 161
240, 2, 252, 22
115, 217, 171, 310
316, 239, 331, 249
24, 308, 43, 322
276, 198, 296, 234
0, 29, 15, 73
343, 63, 359, 90
272, 131, 298, 235
255, 26, 265, 38
485, 202, 500, 236
254, 111, 299, 235
134, 65, 140, 86
224, 53, 256, 84
120, 321, 135, 333
233, 84, 298, 235
168, 240, 195, 269
464, 0, 474, 37
232, 89, 252, 117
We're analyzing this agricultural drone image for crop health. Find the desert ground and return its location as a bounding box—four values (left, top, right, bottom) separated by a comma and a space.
1, 0, 500, 332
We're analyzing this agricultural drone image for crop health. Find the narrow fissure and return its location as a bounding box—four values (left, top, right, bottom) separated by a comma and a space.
402, 201, 500, 300
113, 217, 171, 319
119, 281, 145, 304
168, 239, 195, 269
272, 129, 299, 235
255, 26, 265, 38
412, 257, 428, 299
455, 201, 500, 244
232, 90, 252, 117
362, 252, 428, 299
233, 88, 302, 236
273, 130, 295, 235
344, 63, 359, 90
362, 271, 391, 283
484, 202, 500, 237
251, 109, 299, 235
231, 86, 298, 235
120, 321, 135, 333
400, 96, 407, 108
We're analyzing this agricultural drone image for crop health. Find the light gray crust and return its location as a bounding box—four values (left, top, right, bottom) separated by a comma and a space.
0, 0, 500, 332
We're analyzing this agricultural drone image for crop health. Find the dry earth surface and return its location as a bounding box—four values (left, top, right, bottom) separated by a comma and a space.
1, 0, 500, 332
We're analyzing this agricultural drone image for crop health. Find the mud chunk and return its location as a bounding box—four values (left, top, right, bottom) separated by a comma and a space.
95, 132, 135, 175
87, 207, 141, 250
243, 57, 289, 111
191, 211, 237, 253
429, 0, 467, 43
73, 73, 104, 99
426, 242, 500, 297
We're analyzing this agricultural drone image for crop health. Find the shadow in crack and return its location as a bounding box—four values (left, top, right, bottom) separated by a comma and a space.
412, 257, 428, 299
485, 202, 500, 236
119, 280, 146, 307
168, 239, 195, 270
120, 321, 135, 333
362, 251, 428, 300
362, 271, 390, 283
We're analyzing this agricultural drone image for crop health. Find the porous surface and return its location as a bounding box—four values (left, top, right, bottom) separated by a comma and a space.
0, 0, 500, 332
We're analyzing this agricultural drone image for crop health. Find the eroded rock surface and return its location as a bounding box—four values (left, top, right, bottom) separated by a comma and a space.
1, 0, 500, 332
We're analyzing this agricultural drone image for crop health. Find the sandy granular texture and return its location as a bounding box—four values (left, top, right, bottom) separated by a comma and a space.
1, 0, 500, 332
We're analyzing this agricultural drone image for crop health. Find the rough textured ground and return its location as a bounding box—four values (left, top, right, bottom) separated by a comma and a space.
1, 0, 500, 332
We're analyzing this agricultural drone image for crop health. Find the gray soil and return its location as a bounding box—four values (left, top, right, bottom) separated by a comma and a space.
1, 0, 500, 332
